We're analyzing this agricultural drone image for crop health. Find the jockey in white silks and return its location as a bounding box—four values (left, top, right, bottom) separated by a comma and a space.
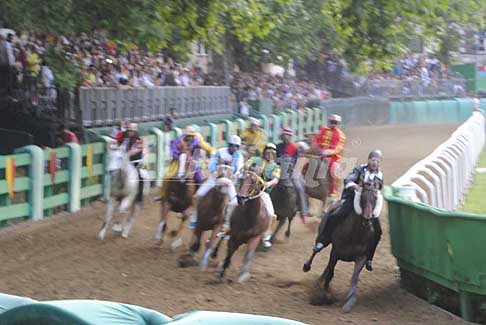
189, 135, 244, 230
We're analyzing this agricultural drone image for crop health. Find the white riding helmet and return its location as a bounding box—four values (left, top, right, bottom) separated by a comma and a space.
228, 135, 242, 146
126, 122, 138, 131
328, 114, 342, 124
248, 117, 261, 126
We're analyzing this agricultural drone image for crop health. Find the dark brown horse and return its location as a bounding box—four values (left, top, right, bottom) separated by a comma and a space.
269, 175, 298, 242
219, 170, 269, 283
302, 179, 379, 313
154, 154, 197, 246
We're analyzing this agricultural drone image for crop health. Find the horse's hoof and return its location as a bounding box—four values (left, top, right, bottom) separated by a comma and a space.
303, 263, 311, 272
112, 224, 122, 234
171, 237, 183, 250
238, 272, 251, 283
200, 259, 209, 272
342, 295, 357, 313
97, 229, 106, 241
169, 230, 178, 237
285, 231, 291, 238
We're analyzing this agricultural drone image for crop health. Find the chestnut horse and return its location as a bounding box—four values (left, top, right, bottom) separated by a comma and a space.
219, 170, 269, 283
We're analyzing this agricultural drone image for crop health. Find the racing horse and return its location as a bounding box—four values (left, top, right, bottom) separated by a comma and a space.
269, 172, 298, 242
97, 141, 140, 240
302, 177, 380, 313
219, 170, 269, 283
153, 151, 198, 246
187, 165, 235, 271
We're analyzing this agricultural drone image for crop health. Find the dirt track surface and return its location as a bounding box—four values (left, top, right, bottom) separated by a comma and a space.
0, 124, 466, 325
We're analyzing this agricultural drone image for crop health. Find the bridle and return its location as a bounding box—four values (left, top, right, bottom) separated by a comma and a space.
237, 170, 266, 202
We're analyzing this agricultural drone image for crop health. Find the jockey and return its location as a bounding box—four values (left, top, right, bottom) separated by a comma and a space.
115, 122, 145, 204
312, 150, 384, 271
276, 128, 309, 223
160, 126, 214, 200
246, 143, 280, 248
189, 135, 244, 229
314, 114, 346, 196
241, 117, 266, 154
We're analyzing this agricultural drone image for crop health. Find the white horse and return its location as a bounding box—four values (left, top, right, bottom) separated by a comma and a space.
97, 141, 140, 240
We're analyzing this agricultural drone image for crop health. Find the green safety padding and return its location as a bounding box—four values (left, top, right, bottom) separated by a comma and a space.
171, 311, 305, 325
0, 294, 306, 325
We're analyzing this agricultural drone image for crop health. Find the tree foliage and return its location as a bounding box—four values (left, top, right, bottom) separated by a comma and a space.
1, 0, 484, 74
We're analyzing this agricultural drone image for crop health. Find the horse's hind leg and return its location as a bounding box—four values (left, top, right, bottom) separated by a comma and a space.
238, 236, 260, 283
170, 208, 190, 249
342, 256, 366, 313
122, 202, 141, 239
98, 198, 115, 240
285, 216, 294, 238
270, 217, 285, 243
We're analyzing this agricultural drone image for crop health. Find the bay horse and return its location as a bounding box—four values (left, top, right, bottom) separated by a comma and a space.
269, 174, 298, 242
97, 142, 140, 240
302, 178, 380, 313
219, 170, 269, 283
153, 152, 198, 247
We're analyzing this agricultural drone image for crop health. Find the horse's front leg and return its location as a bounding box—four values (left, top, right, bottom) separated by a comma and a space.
154, 201, 169, 244
200, 227, 220, 271
170, 206, 191, 250
122, 202, 141, 239
98, 198, 115, 240
219, 238, 238, 280
303, 241, 325, 272
238, 235, 260, 283
310, 250, 338, 305
342, 256, 367, 313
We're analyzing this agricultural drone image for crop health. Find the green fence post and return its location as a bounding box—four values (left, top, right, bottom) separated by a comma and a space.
304, 108, 313, 134
208, 123, 218, 148
260, 115, 269, 142
224, 120, 233, 138
280, 112, 288, 128
64, 142, 82, 211
100, 136, 113, 199
151, 127, 164, 187
271, 114, 281, 143
14, 145, 43, 220
236, 118, 246, 135
297, 110, 304, 140
312, 108, 321, 132
288, 110, 298, 137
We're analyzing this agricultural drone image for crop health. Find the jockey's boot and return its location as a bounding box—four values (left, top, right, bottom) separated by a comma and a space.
262, 233, 272, 249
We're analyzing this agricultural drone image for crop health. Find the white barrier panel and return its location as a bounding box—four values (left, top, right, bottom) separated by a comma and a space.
393, 111, 485, 210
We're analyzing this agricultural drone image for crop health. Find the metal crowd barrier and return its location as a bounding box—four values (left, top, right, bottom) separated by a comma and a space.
79, 86, 233, 127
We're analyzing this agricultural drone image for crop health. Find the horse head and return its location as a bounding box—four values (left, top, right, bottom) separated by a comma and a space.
354, 180, 379, 220
236, 169, 265, 205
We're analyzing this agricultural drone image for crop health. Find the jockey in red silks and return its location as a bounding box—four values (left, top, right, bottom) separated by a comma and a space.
314, 114, 346, 196
114, 122, 145, 204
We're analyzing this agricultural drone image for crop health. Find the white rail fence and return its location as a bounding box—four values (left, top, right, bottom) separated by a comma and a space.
393, 110, 485, 210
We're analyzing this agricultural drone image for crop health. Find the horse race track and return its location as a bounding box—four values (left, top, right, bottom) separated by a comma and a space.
0, 124, 466, 325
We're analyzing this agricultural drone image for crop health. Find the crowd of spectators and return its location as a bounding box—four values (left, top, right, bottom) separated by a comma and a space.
231, 72, 331, 113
